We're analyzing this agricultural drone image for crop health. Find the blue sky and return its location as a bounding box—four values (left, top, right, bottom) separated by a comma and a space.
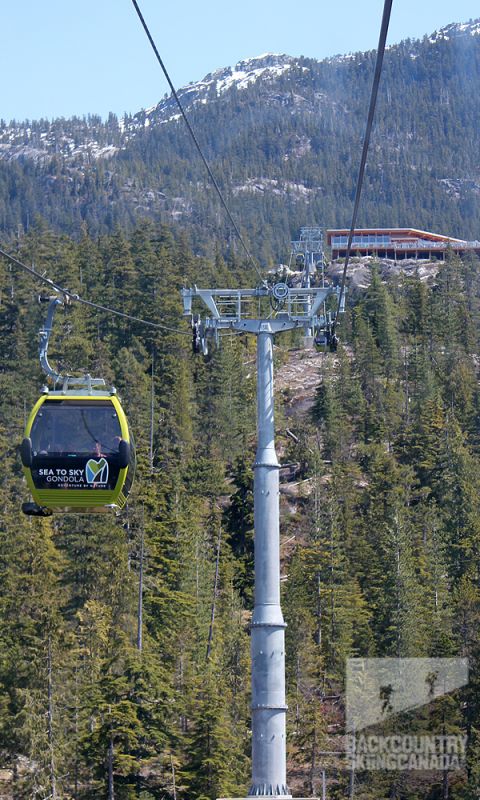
2, 0, 479, 122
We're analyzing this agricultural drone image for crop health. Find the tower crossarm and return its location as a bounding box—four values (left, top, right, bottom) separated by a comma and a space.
181, 283, 343, 330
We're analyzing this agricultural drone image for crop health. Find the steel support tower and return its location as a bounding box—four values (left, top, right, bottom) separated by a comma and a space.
289, 227, 326, 339
290, 227, 325, 286
182, 280, 344, 798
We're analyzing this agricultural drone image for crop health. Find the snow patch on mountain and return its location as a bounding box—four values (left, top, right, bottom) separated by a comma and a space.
438, 177, 480, 198
212, 55, 295, 94
429, 19, 480, 43
131, 54, 300, 128
232, 177, 319, 201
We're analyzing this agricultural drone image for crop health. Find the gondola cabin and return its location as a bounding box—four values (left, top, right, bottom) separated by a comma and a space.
314, 331, 329, 351
314, 328, 339, 354
21, 389, 135, 514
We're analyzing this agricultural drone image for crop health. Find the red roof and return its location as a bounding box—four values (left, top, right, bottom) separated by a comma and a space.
326, 228, 466, 244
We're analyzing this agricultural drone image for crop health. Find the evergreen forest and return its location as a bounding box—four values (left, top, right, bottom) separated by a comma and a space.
1, 221, 480, 800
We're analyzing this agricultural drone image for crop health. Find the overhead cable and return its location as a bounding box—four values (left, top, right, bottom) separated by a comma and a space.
0, 246, 190, 335
129, 0, 264, 283
333, 0, 393, 330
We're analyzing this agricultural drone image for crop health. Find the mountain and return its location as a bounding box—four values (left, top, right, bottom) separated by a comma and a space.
428, 19, 480, 42
1, 22, 480, 261
0, 54, 300, 164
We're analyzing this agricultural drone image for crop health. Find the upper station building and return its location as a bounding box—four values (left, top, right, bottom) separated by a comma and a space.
326, 228, 480, 260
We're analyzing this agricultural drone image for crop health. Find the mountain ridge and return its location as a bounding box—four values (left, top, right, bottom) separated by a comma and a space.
1, 19, 480, 258
2, 19, 480, 160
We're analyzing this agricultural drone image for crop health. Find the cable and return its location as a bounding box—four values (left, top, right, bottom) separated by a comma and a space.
129, 0, 265, 284
0, 246, 190, 335
333, 0, 393, 332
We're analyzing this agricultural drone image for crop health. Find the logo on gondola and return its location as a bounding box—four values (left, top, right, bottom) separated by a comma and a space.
85, 458, 109, 485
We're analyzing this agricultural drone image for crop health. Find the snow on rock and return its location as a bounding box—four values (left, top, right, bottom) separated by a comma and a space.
429, 19, 480, 43
438, 177, 480, 198
212, 54, 296, 95
232, 177, 317, 200
136, 54, 300, 127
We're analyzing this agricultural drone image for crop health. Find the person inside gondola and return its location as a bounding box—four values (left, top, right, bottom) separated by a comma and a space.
192, 321, 201, 354
94, 440, 106, 458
